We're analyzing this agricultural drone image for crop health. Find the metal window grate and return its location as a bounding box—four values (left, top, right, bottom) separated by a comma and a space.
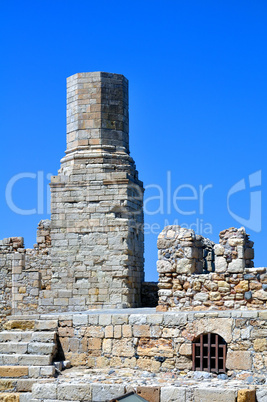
192, 333, 227, 374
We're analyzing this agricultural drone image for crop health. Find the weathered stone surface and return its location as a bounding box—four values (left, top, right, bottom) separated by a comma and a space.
253, 338, 267, 352
112, 339, 135, 357
209, 291, 221, 301
228, 259, 245, 273
157, 260, 174, 274
0, 394, 20, 402
32, 383, 57, 399
253, 290, 267, 301
57, 383, 91, 400
137, 338, 173, 357
179, 343, 192, 356
137, 386, 160, 402
91, 384, 125, 402
160, 387, 186, 402
256, 388, 267, 402
237, 389, 256, 402
192, 318, 233, 343
193, 388, 236, 402
3, 321, 34, 331
235, 281, 249, 293
215, 256, 227, 272
0, 366, 28, 378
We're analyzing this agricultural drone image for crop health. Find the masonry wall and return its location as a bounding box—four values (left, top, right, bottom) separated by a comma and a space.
0, 237, 23, 318
157, 226, 267, 311
21, 310, 266, 374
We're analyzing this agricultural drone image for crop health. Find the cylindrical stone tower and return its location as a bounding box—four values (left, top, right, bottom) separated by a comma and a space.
49, 72, 144, 311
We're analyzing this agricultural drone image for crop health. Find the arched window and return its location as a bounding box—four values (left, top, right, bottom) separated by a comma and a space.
192, 333, 227, 373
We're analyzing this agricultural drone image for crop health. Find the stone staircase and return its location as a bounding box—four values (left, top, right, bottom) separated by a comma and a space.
0, 318, 58, 400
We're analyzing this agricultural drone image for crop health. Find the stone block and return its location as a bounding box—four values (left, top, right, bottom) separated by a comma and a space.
40, 366, 56, 377
179, 343, 192, 356
214, 244, 224, 256
253, 338, 267, 352
176, 258, 195, 274
253, 290, 267, 301
256, 389, 267, 402
163, 313, 187, 326
237, 389, 256, 402
235, 281, 249, 293
137, 338, 173, 358
129, 315, 147, 325
160, 386, 186, 402
175, 355, 192, 369
91, 384, 125, 401
147, 314, 163, 325
228, 259, 245, 273
3, 321, 34, 331
86, 326, 104, 338
112, 315, 129, 325
58, 327, 74, 337
0, 380, 14, 391
104, 325, 114, 338
0, 394, 20, 402
193, 388, 236, 401
28, 342, 55, 355
57, 383, 91, 400
35, 320, 58, 331
0, 366, 28, 378
137, 386, 160, 402
112, 339, 135, 358
122, 325, 132, 338
226, 350, 252, 370
133, 325, 150, 337
32, 383, 57, 399
191, 318, 233, 343
215, 256, 227, 272
98, 314, 112, 326
88, 338, 102, 350
72, 315, 88, 326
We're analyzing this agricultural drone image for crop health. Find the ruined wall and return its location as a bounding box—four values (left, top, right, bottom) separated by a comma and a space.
157, 226, 266, 311
0, 221, 52, 316
0, 237, 23, 318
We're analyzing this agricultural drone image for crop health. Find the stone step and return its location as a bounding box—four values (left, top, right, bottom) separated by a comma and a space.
0, 354, 52, 366
0, 331, 57, 343
0, 332, 32, 343
3, 319, 58, 332
0, 342, 56, 356
0, 365, 55, 378
0, 377, 54, 393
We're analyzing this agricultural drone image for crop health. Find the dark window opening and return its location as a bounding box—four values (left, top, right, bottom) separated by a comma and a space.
192, 333, 227, 374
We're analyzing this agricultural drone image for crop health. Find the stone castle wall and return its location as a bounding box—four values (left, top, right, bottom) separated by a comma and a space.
157, 226, 267, 311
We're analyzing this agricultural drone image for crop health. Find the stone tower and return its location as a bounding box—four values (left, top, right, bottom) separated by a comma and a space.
49, 72, 144, 310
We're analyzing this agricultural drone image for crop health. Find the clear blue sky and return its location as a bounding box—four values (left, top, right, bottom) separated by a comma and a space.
0, 1, 266, 281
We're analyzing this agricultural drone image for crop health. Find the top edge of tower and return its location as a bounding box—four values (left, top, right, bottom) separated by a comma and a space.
67, 72, 128, 84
